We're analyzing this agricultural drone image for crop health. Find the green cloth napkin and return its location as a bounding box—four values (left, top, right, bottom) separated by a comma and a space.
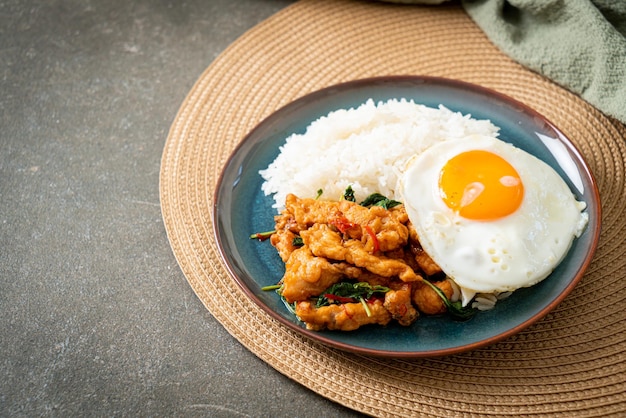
462, 0, 626, 124
381, 0, 626, 124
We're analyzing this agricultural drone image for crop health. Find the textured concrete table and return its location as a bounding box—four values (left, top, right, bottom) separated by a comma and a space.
0, 1, 359, 416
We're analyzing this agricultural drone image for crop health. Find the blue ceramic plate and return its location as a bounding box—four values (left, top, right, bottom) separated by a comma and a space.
213, 76, 601, 357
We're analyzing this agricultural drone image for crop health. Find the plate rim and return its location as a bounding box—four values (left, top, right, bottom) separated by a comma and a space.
212, 75, 602, 358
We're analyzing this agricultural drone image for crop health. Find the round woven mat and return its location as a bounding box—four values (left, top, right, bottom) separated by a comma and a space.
160, 1, 626, 416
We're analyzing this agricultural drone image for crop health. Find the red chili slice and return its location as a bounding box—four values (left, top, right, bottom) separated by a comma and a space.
255, 233, 270, 241
324, 293, 354, 304
330, 216, 356, 234
363, 225, 379, 253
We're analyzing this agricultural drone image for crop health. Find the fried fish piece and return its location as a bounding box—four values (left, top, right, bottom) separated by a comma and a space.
383, 282, 419, 326
280, 246, 360, 303
280, 194, 409, 252
295, 299, 391, 331
337, 200, 409, 252
270, 229, 299, 263
283, 193, 342, 231
407, 222, 443, 276
301, 223, 421, 282
412, 279, 453, 315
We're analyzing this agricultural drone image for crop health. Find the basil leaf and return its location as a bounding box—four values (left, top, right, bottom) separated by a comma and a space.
316, 281, 390, 308
343, 185, 356, 202
360, 193, 402, 209
421, 279, 477, 321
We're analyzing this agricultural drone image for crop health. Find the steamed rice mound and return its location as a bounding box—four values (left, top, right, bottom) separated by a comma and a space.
260, 99, 499, 209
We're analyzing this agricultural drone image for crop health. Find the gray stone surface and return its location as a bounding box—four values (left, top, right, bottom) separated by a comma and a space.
0, 1, 361, 416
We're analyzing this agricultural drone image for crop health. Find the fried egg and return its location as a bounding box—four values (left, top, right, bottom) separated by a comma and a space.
400, 134, 588, 306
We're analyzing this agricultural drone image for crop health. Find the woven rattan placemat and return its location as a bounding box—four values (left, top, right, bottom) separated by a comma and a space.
160, 1, 626, 416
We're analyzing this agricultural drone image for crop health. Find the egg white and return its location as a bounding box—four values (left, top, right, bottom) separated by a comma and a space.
400, 135, 588, 306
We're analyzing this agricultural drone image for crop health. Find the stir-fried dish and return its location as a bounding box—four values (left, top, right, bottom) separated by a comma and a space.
252, 188, 476, 331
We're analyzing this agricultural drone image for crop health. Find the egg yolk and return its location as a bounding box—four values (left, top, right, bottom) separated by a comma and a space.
439, 150, 524, 220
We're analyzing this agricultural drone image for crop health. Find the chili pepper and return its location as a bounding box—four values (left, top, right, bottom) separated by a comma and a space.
330, 216, 356, 234
363, 225, 380, 253
323, 293, 354, 304
249, 230, 275, 241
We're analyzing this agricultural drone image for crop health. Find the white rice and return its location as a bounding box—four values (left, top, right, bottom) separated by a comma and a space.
448, 279, 512, 311
260, 98, 499, 209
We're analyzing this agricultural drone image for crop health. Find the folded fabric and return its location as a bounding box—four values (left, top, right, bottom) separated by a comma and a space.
379, 0, 626, 124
